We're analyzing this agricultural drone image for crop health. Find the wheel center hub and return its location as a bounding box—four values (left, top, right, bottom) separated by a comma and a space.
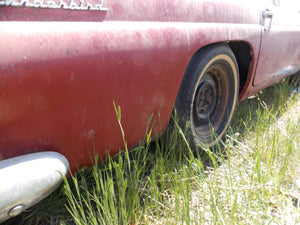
195, 77, 217, 120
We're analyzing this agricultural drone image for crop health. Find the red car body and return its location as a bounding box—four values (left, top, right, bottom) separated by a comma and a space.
1, 0, 300, 172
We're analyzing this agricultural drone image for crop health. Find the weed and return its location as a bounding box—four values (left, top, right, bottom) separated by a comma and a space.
5, 79, 300, 225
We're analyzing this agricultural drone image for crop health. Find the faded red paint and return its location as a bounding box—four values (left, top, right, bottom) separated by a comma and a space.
0, 0, 299, 171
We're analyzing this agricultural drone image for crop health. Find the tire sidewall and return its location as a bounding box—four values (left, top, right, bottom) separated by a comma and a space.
174, 44, 239, 148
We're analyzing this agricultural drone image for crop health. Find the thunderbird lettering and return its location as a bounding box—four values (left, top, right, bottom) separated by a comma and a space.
0, 0, 108, 11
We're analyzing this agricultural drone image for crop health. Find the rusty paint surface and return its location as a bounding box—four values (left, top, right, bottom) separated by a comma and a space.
0, 0, 299, 171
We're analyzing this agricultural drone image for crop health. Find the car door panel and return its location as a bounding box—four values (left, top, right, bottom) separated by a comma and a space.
254, 0, 300, 86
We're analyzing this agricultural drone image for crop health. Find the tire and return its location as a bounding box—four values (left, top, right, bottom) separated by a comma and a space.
174, 44, 239, 149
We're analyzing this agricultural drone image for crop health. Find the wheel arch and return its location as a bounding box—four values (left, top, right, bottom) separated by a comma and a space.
227, 41, 253, 95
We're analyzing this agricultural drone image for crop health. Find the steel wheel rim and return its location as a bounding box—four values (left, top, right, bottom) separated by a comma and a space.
192, 61, 232, 143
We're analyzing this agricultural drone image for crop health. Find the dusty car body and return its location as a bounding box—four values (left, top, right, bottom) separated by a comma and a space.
0, 0, 300, 222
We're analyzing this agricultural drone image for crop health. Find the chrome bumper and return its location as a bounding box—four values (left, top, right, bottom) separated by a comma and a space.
0, 152, 69, 223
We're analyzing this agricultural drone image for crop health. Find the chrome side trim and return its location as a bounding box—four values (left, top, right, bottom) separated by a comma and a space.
0, 152, 69, 223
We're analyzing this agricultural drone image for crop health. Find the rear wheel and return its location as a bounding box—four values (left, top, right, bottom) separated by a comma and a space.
174, 44, 239, 148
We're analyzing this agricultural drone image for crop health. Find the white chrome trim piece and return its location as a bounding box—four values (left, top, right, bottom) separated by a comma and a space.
0, 152, 69, 223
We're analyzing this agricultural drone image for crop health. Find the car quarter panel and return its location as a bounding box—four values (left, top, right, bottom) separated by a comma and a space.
0, 0, 262, 171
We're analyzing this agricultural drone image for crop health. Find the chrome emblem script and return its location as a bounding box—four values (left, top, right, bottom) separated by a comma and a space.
0, 0, 108, 11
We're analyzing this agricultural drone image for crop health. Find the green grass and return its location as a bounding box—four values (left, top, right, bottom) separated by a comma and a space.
4, 79, 300, 225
